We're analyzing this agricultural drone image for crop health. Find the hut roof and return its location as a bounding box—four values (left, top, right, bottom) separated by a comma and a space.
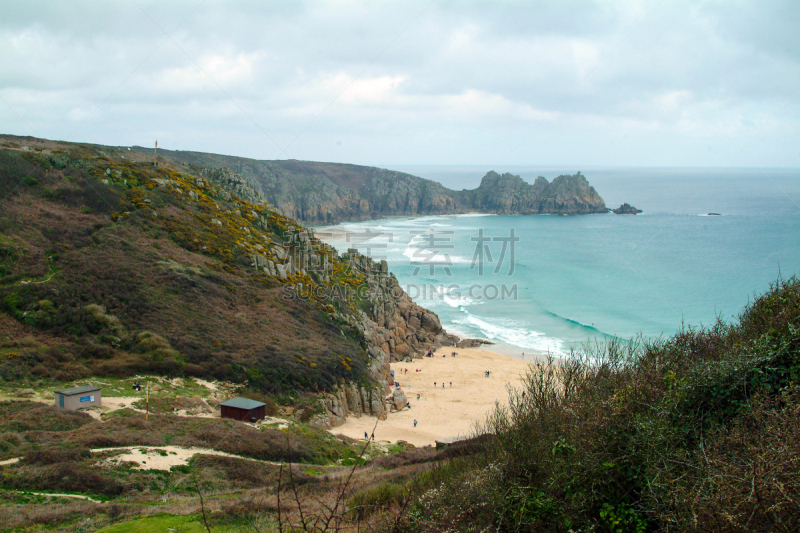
220, 397, 266, 410
54, 384, 101, 396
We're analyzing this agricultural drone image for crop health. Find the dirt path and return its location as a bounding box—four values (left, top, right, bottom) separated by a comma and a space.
17, 269, 58, 285
91, 445, 281, 471
20, 491, 102, 503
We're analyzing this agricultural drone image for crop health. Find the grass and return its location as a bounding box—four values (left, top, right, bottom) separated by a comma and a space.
93, 513, 244, 533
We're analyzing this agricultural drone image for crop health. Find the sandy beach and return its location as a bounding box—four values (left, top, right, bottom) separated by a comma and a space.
330, 347, 532, 447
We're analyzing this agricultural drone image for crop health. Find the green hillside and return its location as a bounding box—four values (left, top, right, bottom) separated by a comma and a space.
0, 136, 384, 395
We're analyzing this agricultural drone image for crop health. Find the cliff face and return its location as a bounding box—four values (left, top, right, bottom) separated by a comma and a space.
141, 148, 608, 223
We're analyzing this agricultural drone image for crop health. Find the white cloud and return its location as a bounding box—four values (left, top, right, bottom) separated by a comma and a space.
0, 0, 797, 166
149, 52, 259, 94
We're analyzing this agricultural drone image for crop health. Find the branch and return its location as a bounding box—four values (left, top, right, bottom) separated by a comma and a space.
194, 479, 213, 533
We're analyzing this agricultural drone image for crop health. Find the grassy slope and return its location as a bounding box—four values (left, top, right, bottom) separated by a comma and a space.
0, 139, 373, 395
396, 278, 800, 533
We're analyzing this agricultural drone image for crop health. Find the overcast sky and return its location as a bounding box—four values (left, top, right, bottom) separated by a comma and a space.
1, 1, 799, 168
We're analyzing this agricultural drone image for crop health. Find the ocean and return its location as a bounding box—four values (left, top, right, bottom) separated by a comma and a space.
315, 167, 800, 358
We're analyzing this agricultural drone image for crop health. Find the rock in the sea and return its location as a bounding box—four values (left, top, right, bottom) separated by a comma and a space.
612, 203, 642, 215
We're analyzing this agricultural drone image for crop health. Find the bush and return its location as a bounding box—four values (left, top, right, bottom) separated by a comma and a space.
348, 482, 407, 519
23, 447, 91, 465
399, 278, 800, 533
7, 462, 125, 495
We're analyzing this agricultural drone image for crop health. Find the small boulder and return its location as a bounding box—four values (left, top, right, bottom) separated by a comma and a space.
392, 388, 408, 410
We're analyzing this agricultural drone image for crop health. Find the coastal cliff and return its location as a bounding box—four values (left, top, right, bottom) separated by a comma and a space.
137, 148, 609, 223
0, 135, 455, 429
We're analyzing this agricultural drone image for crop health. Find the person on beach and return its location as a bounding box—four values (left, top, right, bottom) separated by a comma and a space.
449, 381, 452, 387
365, 431, 369, 440
413, 419, 418, 427
434, 382, 437, 387
442, 382, 445, 388
417, 394, 420, 400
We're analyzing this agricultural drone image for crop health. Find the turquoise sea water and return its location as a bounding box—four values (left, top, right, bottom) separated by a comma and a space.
316, 167, 800, 357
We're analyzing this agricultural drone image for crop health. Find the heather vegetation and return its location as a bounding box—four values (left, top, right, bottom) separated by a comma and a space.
0, 139, 379, 394
388, 278, 800, 532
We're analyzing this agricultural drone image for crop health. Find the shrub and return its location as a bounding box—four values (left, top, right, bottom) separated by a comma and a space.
7, 462, 125, 495
23, 447, 91, 465
348, 482, 407, 519
399, 278, 800, 533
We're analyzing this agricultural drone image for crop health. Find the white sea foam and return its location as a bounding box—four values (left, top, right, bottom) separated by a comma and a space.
453, 313, 566, 355
442, 291, 477, 308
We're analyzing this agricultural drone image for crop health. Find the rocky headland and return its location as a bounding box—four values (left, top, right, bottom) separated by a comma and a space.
134, 148, 611, 224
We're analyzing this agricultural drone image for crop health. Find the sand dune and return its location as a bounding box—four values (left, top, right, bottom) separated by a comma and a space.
330, 347, 532, 447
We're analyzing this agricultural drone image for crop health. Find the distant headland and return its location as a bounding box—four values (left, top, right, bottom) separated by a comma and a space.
131, 146, 632, 224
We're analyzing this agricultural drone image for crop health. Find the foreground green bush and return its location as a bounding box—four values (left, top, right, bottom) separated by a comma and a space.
399, 277, 800, 533
349, 482, 407, 519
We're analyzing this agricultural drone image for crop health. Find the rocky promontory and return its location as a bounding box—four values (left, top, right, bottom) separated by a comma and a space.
135, 148, 611, 223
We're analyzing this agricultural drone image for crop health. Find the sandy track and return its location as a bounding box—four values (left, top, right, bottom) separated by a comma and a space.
21, 492, 102, 503
330, 347, 532, 447
91, 445, 279, 471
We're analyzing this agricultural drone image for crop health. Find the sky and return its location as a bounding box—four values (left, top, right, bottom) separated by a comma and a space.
1, 1, 799, 168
